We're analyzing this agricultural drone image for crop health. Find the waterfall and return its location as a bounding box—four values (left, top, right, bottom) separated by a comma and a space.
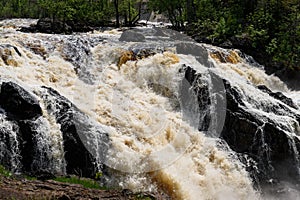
0, 19, 299, 199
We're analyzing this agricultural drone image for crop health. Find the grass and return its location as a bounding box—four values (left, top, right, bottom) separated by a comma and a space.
53, 176, 104, 190
0, 165, 12, 177
24, 175, 37, 181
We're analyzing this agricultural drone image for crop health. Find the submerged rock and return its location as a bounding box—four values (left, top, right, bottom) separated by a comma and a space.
117, 50, 135, 70
0, 44, 21, 67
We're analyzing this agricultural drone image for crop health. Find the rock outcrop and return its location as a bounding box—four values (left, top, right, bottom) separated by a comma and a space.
0, 81, 44, 173
119, 30, 146, 42
180, 65, 300, 183
0, 82, 42, 120
0, 175, 166, 200
18, 18, 93, 34
36, 18, 72, 34
0, 81, 109, 178
40, 86, 110, 178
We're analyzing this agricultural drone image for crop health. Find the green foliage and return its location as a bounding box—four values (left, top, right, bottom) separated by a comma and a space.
267, 1, 300, 69
53, 176, 104, 190
150, 0, 300, 70
95, 171, 103, 180
149, 0, 186, 29
24, 175, 37, 181
0, 165, 12, 177
0, 0, 299, 70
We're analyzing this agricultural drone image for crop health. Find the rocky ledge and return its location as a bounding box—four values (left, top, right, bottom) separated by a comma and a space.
0, 175, 165, 200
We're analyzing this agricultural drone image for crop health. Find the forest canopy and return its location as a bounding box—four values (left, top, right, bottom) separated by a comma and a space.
0, 0, 299, 71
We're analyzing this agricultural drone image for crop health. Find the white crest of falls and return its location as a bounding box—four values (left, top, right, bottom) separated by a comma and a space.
0, 19, 299, 199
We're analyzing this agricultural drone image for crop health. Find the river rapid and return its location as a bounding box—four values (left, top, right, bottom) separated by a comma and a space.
0, 19, 300, 200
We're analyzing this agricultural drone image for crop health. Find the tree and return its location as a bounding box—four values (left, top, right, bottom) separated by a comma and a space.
114, 0, 120, 27
149, 0, 185, 30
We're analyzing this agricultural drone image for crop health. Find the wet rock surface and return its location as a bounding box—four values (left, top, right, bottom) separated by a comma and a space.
181, 65, 300, 183
40, 86, 110, 178
0, 82, 42, 120
119, 30, 146, 42
0, 81, 109, 178
257, 85, 298, 109
18, 18, 93, 34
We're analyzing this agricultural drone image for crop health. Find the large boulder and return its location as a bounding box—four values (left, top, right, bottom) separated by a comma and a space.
180, 65, 300, 183
36, 18, 72, 34
40, 86, 110, 178
19, 19, 93, 34
0, 81, 42, 120
119, 30, 146, 42
0, 82, 49, 174
175, 43, 211, 68
222, 80, 300, 181
0, 81, 109, 178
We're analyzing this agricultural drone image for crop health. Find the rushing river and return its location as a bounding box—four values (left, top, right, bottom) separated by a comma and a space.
0, 19, 300, 200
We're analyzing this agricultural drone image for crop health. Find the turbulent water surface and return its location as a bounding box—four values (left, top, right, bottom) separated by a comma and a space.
0, 19, 300, 200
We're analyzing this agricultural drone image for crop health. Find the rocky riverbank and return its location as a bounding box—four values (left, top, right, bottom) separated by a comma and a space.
0, 175, 166, 200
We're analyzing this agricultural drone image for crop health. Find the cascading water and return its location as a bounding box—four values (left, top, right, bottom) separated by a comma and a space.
0, 114, 21, 172
0, 19, 299, 199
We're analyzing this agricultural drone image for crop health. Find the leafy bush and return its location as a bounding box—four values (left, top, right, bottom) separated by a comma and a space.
0, 165, 12, 177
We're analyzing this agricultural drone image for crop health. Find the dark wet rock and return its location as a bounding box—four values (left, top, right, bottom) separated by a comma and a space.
0, 44, 22, 57
178, 66, 226, 137
30, 169, 56, 181
133, 48, 158, 59
0, 82, 55, 174
18, 19, 94, 34
40, 86, 110, 178
17, 120, 37, 173
60, 36, 104, 84
219, 40, 233, 49
274, 68, 300, 91
0, 82, 42, 120
36, 18, 72, 34
180, 65, 300, 183
222, 80, 300, 182
175, 43, 211, 68
0, 81, 109, 178
18, 25, 37, 33
258, 85, 298, 109
65, 21, 93, 33
119, 30, 146, 42
0, 117, 20, 171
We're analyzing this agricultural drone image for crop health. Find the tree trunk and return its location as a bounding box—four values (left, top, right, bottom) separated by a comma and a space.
127, 1, 130, 26
114, 0, 120, 28
186, 0, 195, 23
